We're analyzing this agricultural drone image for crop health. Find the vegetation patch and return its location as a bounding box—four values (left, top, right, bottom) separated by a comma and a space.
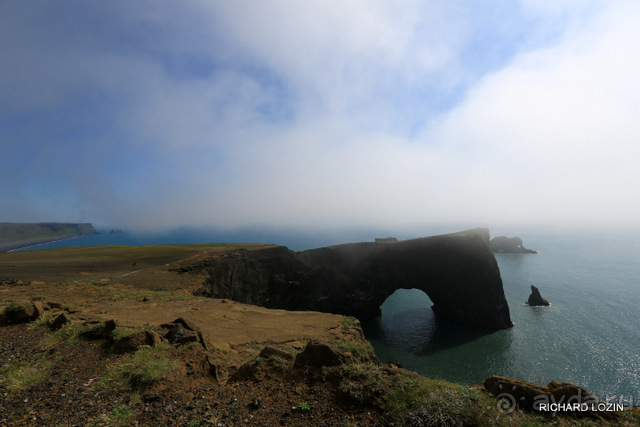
2, 300, 31, 314
334, 339, 376, 362
296, 401, 311, 411
26, 311, 53, 330
341, 316, 358, 327
41, 322, 95, 347
0, 361, 51, 393
92, 344, 178, 392
387, 377, 482, 426
340, 363, 387, 406
87, 404, 134, 427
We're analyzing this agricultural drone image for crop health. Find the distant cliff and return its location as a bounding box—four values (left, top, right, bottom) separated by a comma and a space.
0, 222, 98, 251
196, 228, 513, 330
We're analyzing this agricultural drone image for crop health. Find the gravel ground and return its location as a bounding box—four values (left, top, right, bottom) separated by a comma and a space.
0, 323, 386, 426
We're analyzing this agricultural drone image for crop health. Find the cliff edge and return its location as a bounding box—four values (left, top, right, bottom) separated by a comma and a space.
199, 228, 513, 330
490, 235, 537, 254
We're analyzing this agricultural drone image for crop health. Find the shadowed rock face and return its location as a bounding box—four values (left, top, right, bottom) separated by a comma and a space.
201, 228, 513, 330
527, 285, 550, 306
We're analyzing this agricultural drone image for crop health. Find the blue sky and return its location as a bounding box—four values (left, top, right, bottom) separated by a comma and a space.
2, 1, 639, 233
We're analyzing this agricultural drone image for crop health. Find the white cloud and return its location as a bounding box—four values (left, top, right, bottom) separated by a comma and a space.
3, 1, 640, 233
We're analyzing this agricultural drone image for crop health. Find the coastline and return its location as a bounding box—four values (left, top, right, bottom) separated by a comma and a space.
0, 236, 78, 253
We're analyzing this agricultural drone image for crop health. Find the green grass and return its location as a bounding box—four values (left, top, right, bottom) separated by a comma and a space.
387, 377, 484, 426
341, 316, 359, 327
296, 401, 311, 411
0, 361, 51, 393
340, 363, 387, 406
87, 405, 134, 427
92, 344, 179, 392
334, 339, 376, 362
1, 300, 33, 324
0, 242, 268, 287
3, 300, 31, 314
40, 322, 95, 347
27, 311, 54, 330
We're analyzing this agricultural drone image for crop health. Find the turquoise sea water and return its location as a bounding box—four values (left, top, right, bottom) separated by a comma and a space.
362, 233, 640, 402
20, 229, 640, 401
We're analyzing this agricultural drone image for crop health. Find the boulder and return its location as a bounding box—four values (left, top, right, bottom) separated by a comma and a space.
293, 341, 344, 368
4, 301, 45, 323
229, 346, 295, 382
163, 321, 199, 345
49, 312, 72, 330
527, 285, 550, 306
81, 319, 117, 340
113, 330, 162, 354
484, 375, 597, 412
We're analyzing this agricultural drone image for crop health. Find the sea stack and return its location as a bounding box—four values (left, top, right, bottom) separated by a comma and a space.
527, 285, 550, 306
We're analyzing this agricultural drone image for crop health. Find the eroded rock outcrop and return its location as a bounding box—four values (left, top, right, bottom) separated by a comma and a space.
527, 285, 550, 306
490, 236, 537, 253
199, 228, 512, 330
484, 375, 597, 412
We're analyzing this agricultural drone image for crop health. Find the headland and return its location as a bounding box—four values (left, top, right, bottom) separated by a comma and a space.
0, 222, 98, 252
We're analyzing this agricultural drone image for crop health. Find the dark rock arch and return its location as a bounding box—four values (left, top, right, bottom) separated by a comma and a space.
200, 228, 513, 330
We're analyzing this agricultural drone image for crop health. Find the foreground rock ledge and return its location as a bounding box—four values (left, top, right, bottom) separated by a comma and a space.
198, 228, 513, 330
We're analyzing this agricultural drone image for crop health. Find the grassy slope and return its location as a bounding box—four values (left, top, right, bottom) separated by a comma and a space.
0, 243, 269, 289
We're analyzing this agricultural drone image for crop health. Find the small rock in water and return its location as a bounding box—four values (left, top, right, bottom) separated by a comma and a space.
527, 285, 550, 306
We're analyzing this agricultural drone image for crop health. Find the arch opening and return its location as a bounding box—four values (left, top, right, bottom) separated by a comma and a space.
378, 289, 437, 354
367, 288, 496, 356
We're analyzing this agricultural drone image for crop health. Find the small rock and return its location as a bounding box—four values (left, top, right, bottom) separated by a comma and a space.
527, 285, 550, 306
113, 330, 161, 354
49, 312, 72, 330
293, 341, 343, 368
248, 398, 262, 410
81, 319, 117, 340
6, 302, 42, 323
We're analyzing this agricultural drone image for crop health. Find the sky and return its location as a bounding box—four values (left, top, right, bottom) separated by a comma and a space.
2, 1, 640, 235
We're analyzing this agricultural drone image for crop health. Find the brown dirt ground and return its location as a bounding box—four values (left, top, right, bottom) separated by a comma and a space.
0, 321, 385, 426
0, 245, 388, 425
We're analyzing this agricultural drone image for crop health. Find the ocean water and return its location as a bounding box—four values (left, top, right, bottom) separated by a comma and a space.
19, 229, 640, 401
362, 232, 640, 402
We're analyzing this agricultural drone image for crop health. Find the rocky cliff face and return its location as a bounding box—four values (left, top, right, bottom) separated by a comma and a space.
200, 228, 513, 330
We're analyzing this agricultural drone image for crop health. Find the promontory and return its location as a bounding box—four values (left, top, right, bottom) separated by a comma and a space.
193, 228, 513, 330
